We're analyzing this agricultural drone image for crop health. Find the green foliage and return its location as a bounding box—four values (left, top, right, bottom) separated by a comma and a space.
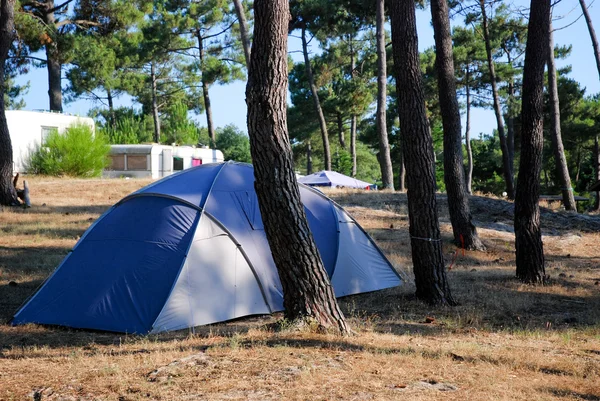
215, 125, 251, 163
27, 124, 109, 177
161, 102, 208, 145
93, 107, 153, 144
470, 131, 506, 195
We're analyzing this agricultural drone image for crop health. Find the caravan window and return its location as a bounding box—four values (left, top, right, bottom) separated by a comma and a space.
41, 126, 58, 144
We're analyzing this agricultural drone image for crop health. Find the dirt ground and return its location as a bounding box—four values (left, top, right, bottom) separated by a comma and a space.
0, 177, 599, 400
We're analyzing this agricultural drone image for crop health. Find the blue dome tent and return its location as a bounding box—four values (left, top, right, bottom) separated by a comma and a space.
12, 162, 401, 334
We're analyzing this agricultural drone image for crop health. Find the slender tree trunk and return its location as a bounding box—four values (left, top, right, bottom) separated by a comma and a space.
301, 25, 331, 171
198, 32, 216, 146
107, 88, 116, 131
398, 154, 406, 192
389, 0, 456, 306
43, 0, 62, 112
480, 0, 514, 199
376, 0, 394, 190
465, 67, 474, 194
506, 79, 515, 178
233, 0, 251, 69
514, 0, 550, 284
350, 36, 357, 177
575, 144, 582, 182
579, 0, 600, 80
594, 135, 600, 211
306, 137, 313, 175
547, 21, 577, 211
0, 0, 19, 206
247, 0, 349, 334
431, 0, 484, 250
150, 63, 161, 143
336, 112, 346, 148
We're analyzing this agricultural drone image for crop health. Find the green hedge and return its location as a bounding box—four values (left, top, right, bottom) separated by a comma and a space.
27, 123, 110, 177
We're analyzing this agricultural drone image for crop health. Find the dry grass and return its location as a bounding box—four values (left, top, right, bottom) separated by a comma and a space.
1, 179, 599, 401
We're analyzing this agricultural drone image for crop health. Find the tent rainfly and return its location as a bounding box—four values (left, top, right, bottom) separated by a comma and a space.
298, 170, 374, 189
12, 162, 401, 334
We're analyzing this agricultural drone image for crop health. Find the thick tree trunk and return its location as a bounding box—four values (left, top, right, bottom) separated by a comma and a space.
246, 0, 350, 334
150, 63, 161, 143
514, 0, 549, 284
579, 0, 600, 81
480, 0, 514, 199
389, 0, 456, 306
465, 67, 474, 194
232, 0, 251, 69
547, 21, 577, 211
336, 112, 346, 148
0, 0, 19, 206
376, 0, 394, 190
301, 26, 331, 171
43, 0, 62, 112
198, 32, 216, 146
431, 0, 484, 250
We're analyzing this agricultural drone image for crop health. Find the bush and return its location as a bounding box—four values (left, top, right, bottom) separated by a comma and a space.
27, 123, 110, 177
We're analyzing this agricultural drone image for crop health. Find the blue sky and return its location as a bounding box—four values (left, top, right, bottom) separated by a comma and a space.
14, 1, 600, 139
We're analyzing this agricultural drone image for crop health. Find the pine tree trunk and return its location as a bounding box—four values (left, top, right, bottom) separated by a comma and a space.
431, 0, 484, 250
107, 88, 116, 131
547, 21, 577, 211
594, 135, 600, 211
43, 0, 62, 112
246, 0, 350, 334
301, 25, 331, 171
0, 0, 19, 206
336, 112, 346, 148
350, 37, 357, 177
389, 0, 456, 306
150, 63, 161, 144
465, 67, 473, 195
579, 0, 600, 80
480, 0, 514, 199
514, 0, 549, 285
198, 32, 216, 147
306, 138, 313, 175
506, 79, 515, 178
376, 0, 394, 190
399, 154, 406, 192
233, 0, 251, 69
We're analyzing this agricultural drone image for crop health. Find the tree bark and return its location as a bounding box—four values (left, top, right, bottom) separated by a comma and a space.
150, 62, 161, 143
465, 66, 473, 194
594, 135, 600, 211
480, 0, 514, 199
232, 0, 251, 69
306, 137, 313, 175
349, 36, 357, 177
431, 0, 484, 250
336, 112, 346, 149
547, 21, 577, 211
376, 0, 394, 190
301, 25, 331, 171
198, 32, 216, 147
514, 0, 549, 284
107, 88, 116, 131
389, 0, 456, 306
579, 0, 600, 81
246, 0, 350, 334
0, 0, 19, 206
43, 0, 62, 112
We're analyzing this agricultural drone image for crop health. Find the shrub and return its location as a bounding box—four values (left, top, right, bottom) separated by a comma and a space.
27, 123, 110, 177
